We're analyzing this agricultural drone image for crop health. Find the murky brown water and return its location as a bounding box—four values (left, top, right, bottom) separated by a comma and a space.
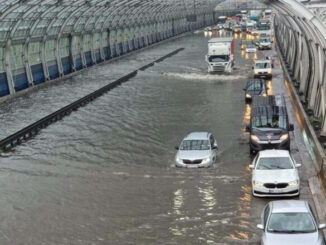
0, 31, 279, 244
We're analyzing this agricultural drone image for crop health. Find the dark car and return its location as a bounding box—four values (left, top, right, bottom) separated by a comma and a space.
246, 95, 294, 154
243, 79, 268, 103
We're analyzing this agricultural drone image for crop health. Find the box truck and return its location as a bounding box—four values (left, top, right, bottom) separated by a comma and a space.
205, 37, 234, 73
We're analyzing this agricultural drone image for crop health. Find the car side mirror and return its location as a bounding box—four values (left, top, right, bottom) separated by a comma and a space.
319, 224, 326, 230
243, 88, 246, 91
257, 224, 264, 230
245, 125, 251, 132
249, 164, 254, 169
289, 124, 294, 131
175, 146, 179, 150
212, 146, 218, 150
252, 67, 254, 69
295, 163, 302, 168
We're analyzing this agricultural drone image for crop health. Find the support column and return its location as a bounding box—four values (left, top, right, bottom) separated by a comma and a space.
4, 41, 15, 94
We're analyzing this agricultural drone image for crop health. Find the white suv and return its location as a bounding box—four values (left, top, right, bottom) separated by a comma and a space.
253, 60, 272, 79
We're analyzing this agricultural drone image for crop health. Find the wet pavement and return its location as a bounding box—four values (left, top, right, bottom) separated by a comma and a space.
0, 30, 319, 244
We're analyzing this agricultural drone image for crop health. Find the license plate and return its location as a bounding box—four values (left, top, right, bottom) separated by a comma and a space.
187, 165, 198, 169
269, 189, 282, 193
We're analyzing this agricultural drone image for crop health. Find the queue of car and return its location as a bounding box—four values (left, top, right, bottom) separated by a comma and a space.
183, 10, 326, 244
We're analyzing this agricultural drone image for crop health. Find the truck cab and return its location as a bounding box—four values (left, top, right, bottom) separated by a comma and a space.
206, 37, 234, 73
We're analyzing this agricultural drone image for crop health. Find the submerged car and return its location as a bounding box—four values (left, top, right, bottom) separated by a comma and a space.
257, 200, 326, 245
250, 150, 301, 197
175, 132, 218, 168
243, 79, 268, 102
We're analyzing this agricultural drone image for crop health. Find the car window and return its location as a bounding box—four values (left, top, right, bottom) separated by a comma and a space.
256, 157, 294, 170
255, 62, 271, 69
180, 140, 210, 151
267, 213, 316, 233
247, 82, 262, 91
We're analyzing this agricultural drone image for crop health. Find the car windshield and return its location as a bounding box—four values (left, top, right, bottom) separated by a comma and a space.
252, 115, 288, 129
260, 38, 271, 43
209, 55, 229, 62
246, 82, 262, 91
247, 44, 255, 49
258, 26, 270, 30
256, 157, 294, 170
180, 140, 210, 151
267, 213, 316, 233
255, 62, 271, 69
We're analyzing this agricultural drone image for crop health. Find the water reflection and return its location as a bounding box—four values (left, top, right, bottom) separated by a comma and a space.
198, 181, 217, 211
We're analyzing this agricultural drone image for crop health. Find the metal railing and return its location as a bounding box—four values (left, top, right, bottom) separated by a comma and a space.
0, 48, 184, 152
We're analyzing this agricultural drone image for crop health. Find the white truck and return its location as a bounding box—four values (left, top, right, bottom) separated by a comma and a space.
205, 37, 234, 73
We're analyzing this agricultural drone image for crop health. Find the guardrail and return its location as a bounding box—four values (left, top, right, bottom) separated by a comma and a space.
272, 0, 326, 191
0, 48, 184, 152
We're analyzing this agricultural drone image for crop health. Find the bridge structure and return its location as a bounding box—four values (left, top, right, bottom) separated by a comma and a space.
0, 0, 326, 195
0, 0, 223, 99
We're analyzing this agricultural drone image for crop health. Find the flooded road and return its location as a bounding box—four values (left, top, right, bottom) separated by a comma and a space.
0, 31, 315, 244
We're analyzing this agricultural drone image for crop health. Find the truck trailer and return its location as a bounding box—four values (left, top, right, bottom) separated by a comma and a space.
205, 37, 234, 73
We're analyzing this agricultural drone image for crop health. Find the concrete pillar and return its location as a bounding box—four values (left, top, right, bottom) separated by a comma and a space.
23, 39, 34, 86
55, 37, 63, 76
308, 42, 319, 109
40, 37, 50, 80
4, 41, 15, 94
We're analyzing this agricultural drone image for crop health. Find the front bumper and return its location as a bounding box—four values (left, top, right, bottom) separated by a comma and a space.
259, 46, 272, 50
254, 74, 272, 79
253, 185, 299, 197
175, 161, 212, 168
250, 138, 290, 152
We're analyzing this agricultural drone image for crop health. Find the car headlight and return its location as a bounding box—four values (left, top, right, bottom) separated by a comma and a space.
201, 157, 211, 164
262, 92, 267, 97
254, 71, 259, 75
280, 133, 289, 141
251, 135, 260, 142
253, 180, 264, 187
288, 180, 299, 186
176, 157, 183, 164
246, 93, 252, 98
267, 70, 272, 74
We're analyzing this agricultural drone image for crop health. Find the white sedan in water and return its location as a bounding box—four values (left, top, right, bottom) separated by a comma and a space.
175, 132, 218, 168
250, 150, 301, 197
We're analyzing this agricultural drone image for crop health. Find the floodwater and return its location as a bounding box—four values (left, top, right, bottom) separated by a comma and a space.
0, 31, 307, 244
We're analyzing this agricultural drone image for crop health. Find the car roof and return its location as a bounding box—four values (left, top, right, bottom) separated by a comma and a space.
209, 37, 233, 43
252, 95, 285, 107
270, 200, 309, 213
247, 79, 264, 85
255, 60, 271, 64
259, 149, 291, 158
184, 132, 211, 140
251, 106, 288, 117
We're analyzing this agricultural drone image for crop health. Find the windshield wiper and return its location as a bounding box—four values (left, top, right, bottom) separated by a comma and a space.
270, 230, 315, 233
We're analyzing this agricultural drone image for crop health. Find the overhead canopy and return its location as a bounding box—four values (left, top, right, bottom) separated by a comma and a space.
0, 0, 225, 43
